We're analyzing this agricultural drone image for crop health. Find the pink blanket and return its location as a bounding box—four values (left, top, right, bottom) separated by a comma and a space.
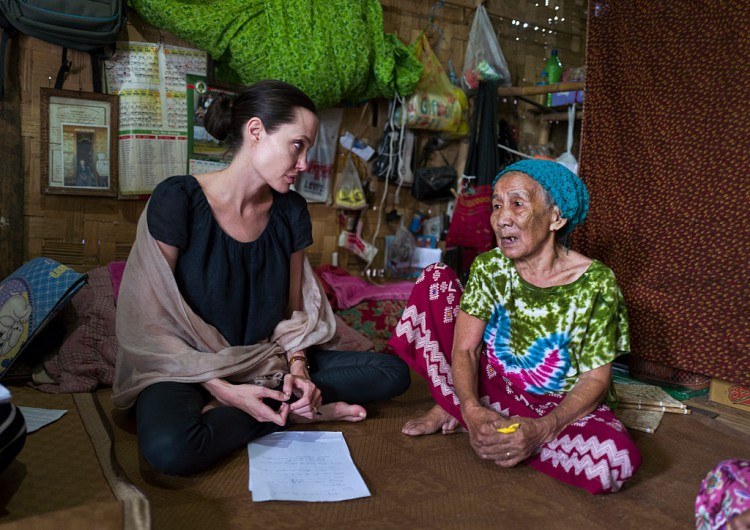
319, 271, 414, 310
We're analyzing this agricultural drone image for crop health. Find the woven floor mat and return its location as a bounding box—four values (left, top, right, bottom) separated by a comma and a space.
2, 376, 747, 529
87, 374, 750, 530
0, 386, 148, 529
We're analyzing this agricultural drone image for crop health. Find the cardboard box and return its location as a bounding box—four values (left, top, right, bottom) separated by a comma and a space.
709, 378, 750, 412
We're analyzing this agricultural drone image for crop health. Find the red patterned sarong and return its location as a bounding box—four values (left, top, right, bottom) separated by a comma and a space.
388, 263, 642, 494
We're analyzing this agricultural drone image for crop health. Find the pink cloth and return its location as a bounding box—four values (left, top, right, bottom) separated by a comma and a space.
35, 266, 117, 393
107, 261, 126, 303
319, 271, 414, 310
696, 459, 750, 529
388, 263, 642, 495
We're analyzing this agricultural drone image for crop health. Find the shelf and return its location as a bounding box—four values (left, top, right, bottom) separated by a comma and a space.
496, 81, 585, 97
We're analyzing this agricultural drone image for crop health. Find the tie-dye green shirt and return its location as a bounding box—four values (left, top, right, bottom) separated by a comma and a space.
460, 248, 629, 395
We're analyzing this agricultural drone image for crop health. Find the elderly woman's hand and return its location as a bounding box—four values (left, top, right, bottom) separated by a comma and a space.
462, 402, 556, 467
461, 402, 515, 462
487, 416, 557, 467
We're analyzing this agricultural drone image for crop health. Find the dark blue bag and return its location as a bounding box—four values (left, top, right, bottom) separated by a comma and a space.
0, 0, 127, 92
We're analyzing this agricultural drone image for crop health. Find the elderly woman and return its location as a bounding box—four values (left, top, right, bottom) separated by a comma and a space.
389, 159, 642, 494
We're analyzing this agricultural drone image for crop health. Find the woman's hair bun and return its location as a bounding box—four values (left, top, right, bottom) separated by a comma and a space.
203, 95, 233, 142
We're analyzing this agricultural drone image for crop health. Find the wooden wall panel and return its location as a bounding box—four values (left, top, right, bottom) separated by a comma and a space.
14, 1, 587, 275
0, 34, 24, 279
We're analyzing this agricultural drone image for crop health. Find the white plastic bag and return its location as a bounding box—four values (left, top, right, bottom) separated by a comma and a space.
556, 105, 579, 174
296, 108, 344, 203
333, 154, 367, 210
462, 5, 512, 90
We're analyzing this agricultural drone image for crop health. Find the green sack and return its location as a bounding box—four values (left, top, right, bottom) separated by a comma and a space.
129, 0, 422, 108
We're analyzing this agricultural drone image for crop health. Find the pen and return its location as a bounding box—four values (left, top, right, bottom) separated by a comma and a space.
496, 423, 520, 434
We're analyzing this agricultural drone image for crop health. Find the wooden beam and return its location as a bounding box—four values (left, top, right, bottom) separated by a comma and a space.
497, 81, 585, 96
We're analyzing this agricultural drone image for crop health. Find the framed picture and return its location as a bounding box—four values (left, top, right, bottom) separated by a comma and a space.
186, 73, 238, 173
40, 88, 119, 197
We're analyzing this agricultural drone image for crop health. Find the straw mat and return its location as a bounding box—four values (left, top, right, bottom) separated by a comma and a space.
3, 374, 749, 529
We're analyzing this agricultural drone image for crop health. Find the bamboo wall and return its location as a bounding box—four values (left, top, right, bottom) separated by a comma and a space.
8, 0, 587, 277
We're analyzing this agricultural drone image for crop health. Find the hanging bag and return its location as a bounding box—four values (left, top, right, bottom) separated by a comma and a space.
404, 34, 465, 133
555, 104, 579, 174
411, 144, 456, 202
0, 0, 127, 92
446, 81, 501, 253
462, 4, 511, 91
297, 107, 344, 203
333, 153, 367, 210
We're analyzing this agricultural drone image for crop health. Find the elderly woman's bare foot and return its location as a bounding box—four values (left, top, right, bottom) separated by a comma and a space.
289, 402, 367, 424
402, 404, 463, 436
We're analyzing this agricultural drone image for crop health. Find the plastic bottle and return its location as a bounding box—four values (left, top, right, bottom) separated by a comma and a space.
544, 49, 563, 106
536, 70, 548, 106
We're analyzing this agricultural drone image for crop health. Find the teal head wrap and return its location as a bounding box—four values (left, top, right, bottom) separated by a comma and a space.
492, 159, 589, 237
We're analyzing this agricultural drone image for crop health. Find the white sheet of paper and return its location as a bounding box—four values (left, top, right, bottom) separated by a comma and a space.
18, 407, 67, 433
248, 431, 371, 502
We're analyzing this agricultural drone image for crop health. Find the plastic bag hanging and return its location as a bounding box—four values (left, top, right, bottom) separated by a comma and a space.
462, 5, 512, 91
556, 104, 579, 174
333, 153, 367, 210
404, 35, 467, 133
296, 107, 344, 203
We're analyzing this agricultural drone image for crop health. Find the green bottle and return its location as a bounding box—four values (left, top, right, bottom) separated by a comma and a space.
544, 49, 563, 106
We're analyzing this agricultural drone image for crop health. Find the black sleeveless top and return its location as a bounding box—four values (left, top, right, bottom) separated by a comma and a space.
147, 175, 312, 346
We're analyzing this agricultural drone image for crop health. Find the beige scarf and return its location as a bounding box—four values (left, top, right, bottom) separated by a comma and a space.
112, 204, 336, 409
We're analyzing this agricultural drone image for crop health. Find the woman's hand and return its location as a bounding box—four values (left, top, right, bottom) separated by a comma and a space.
286, 351, 323, 419
486, 416, 555, 467
461, 402, 511, 462
462, 403, 554, 467
286, 373, 323, 419
202, 378, 291, 426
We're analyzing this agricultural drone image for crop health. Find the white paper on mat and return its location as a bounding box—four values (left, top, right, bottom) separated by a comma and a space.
248, 431, 371, 502
18, 407, 67, 433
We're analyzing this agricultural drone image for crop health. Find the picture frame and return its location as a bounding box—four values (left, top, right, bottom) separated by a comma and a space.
40, 88, 119, 197
186, 73, 238, 174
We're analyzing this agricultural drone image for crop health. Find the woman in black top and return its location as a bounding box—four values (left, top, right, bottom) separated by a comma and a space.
133, 80, 409, 475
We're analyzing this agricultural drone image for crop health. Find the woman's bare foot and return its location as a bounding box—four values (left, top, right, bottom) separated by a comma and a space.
289, 401, 367, 424
402, 404, 464, 436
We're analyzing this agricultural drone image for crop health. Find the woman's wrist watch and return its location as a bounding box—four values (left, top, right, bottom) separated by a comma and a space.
288, 354, 310, 371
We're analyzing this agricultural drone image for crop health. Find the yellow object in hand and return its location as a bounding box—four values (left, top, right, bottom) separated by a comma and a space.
496, 423, 520, 434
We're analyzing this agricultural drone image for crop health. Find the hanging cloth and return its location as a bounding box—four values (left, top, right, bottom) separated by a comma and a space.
446, 81, 500, 257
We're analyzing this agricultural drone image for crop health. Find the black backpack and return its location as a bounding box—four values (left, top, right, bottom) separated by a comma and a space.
0, 0, 127, 94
